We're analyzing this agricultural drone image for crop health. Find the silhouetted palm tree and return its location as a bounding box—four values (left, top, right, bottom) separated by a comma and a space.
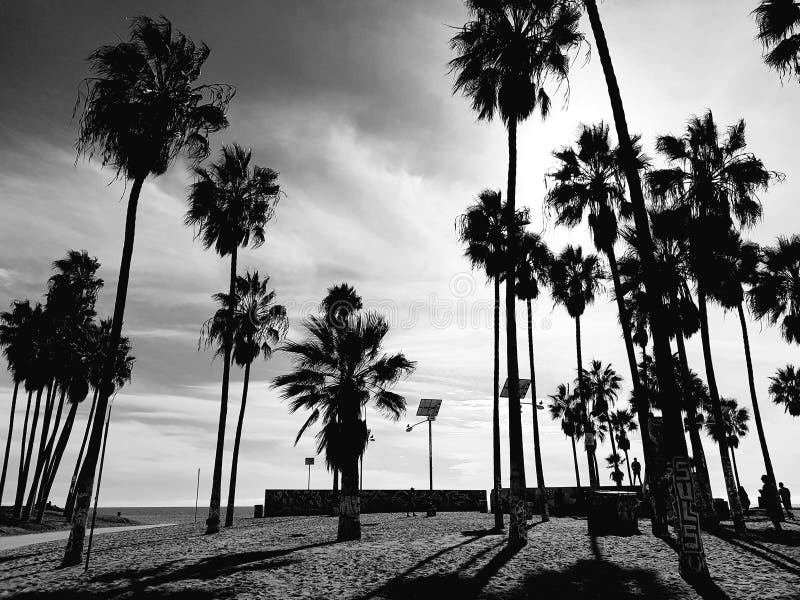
608, 408, 637, 484
186, 143, 279, 535
199, 271, 288, 528
515, 231, 552, 521
750, 234, 800, 346
648, 110, 777, 534
705, 398, 750, 492
550, 245, 604, 487
753, 0, 800, 80
548, 383, 583, 488
273, 310, 415, 541
769, 365, 800, 416
450, 0, 583, 546
584, 361, 622, 485
65, 16, 232, 565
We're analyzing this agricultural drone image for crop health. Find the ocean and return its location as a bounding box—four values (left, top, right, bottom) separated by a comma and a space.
98, 506, 256, 525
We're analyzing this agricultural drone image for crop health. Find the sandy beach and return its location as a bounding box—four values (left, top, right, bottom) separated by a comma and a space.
0, 512, 798, 599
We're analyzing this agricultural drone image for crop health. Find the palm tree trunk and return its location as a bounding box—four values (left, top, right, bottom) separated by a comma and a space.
674, 326, 717, 526
15, 387, 42, 519
606, 246, 655, 478
0, 381, 19, 505
337, 452, 361, 541
36, 401, 79, 523
206, 246, 238, 535
65, 388, 98, 523
33, 387, 66, 515
504, 116, 527, 548
526, 299, 548, 522
696, 286, 746, 534
571, 435, 581, 489
737, 302, 782, 520
492, 277, 503, 530
730, 446, 742, 492
23, 385, 62, 520
13, 390, 33, 515
624, 449, 632, 484
609, 431, 622, 487
583, 0, 708, 579
225, 362, 250, 528
575, 316, 597, 488
62, 174, 144, 567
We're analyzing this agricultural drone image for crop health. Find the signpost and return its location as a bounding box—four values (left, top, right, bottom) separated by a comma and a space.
305, 457, 314, 490
406, 399, 443, 517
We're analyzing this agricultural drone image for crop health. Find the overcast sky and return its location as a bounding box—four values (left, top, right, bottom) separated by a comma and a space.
0, 0, 797, 507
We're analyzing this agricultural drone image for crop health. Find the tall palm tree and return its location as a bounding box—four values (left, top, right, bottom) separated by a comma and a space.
199, 271, 288, 528
548, 383, 583, 488
456, 190, 519, 530
550, 245, 604, 488
750, 234, 800, 346
608, 408, 637, 484
186, 143, 280, 535
64, 16, 232, 565
769, 365, 800, 416
753, 0, 800, 80
450, 0, 583, 547
515, 231, 553, 521
648, 110, 777, 534
273, 310, 415, 541
705, 398, 750, 492
584, 361, 623, 486
579, 1, 706, 575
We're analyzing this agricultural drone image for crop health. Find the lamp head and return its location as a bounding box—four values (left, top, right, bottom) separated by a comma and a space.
405, 425, 412, 432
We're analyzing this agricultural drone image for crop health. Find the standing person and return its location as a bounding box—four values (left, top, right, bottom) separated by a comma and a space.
778, 483, 794, 520
406, 487, 416, 517
761, 475, 783, 531
631, 457, 643, 486
738, 486, 751, 515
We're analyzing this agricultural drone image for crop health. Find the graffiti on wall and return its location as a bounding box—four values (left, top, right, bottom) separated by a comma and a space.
671, 456, 708, 578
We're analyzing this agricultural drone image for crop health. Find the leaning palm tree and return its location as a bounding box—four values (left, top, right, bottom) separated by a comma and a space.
550, 245, 603, 487
579, 1, 707, 575
584, 360, 623, 486
456, 190, 519, 530
221, 272, 287, 527
648, 110, 777, 534
705, 398, 750, 492
64, 15, 232, 565
515, 231, 553, 521
186, 143, 280, 535
548, 383, 583, 488
449, 0, 583, 547
273, 310, 415, 541
753, 0, 800, 81
769, 365, 800, 416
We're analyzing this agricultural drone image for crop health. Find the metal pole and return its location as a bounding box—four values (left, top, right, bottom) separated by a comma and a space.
194, 468, 200, 523
308, 463, 311, 490
428, 418, 433, 492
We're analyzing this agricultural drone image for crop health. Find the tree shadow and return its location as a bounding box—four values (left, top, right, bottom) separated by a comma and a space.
707, 528, 800, 577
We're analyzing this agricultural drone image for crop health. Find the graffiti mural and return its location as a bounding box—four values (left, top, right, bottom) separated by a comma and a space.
671, 456, 709, 579
263, 489, 486, 516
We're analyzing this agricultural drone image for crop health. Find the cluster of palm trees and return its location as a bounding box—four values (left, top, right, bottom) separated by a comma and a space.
0, 251, 133, 528
450, 0, 800, 576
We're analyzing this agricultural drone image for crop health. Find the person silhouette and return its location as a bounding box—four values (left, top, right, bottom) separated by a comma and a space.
779, 482, 794, 520
631, 457, 643, 486
406, 487, 416, 517
761, 475, 783, 531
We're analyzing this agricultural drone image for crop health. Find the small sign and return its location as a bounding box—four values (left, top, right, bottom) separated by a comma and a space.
305, 457, 315, 465
500, 378, 531, 398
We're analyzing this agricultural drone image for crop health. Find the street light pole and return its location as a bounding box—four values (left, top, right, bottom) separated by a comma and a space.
428, 418, 433, 492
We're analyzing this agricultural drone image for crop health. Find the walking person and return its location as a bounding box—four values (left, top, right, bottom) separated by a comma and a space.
778, 482, 794, 520
761, 475, 783, 532
631, 457, 643, 486
406, 487, 416, 517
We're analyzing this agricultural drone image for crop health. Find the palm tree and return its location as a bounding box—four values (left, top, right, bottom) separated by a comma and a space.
750, 234, 800, 346
648, 110, 777, 534
273, 310, 415, 541
186, 143, 280, 535
579, 2, 706, 574
550, 245, 603, 487
515, 231, 553, 521
449, 0, 583, 547
769, 365, 800, 416
584, 360, 622, 485
705, 398, 750, 492
548, 383, 583, 488
608, 408, 637, 484
753, 0, 800, 80
64, 16, 232, 565
605, 452, 625, 485
456, 190, 519, 530
202, 271, 288, 528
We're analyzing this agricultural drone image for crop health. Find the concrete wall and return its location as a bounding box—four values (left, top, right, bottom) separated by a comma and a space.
263, 489, 487, 516
495, 486, 645, 516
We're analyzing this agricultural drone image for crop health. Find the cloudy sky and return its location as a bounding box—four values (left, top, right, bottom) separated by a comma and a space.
0, 0, 798, 508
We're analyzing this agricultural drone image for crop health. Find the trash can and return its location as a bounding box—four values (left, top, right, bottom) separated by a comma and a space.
254, 504, 263, 519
